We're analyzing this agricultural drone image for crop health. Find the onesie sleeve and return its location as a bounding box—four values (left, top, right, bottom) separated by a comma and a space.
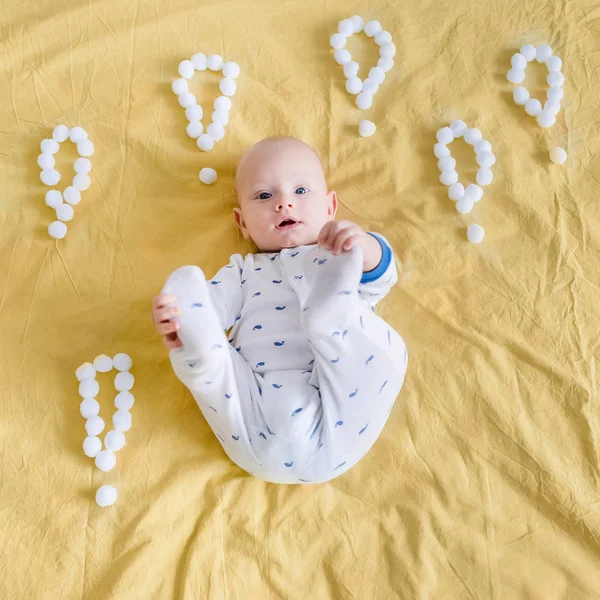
357, 232, 398, 306
206, 253, 245, 331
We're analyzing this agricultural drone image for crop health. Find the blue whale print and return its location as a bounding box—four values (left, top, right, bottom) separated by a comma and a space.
285, 461, 294, 467
253, 292, 261, 297
338, 290, 351, 295
291, 408, 303, 416
211, 281, 221, 285
379, 380, 388, 394
273, 383, 283, 389
209, 406, 217, 412
359, 423, 369, 435
366, 354, 374, 365
225, 393, 233, 399
349, 388, 358, 398
317, 258, 327, 265
256, 361, 265, 368
272, 279, 282, 284
253, 324, 263, 330
334, 461, 347, 470
259, 432, 267, 440
275, 305, 286, 310
192, 302, 203, 308
335, 420, 343, 427
274, 341, 285, 346
331, 357, 340, 364
232, 435, 239, 441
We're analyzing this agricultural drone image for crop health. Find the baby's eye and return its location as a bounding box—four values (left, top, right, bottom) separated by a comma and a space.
258, 192, 272, 200
295, 187, 308, 195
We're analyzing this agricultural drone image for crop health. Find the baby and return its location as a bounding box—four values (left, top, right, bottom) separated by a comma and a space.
152, 136, 408, 484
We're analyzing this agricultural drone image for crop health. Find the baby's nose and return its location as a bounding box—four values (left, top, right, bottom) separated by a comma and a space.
276, 195, 295, 209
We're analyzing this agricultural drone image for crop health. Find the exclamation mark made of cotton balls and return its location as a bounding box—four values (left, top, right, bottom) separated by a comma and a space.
76, 353, 135, 507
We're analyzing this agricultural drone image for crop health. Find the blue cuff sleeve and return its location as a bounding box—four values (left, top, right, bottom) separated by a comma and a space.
360, 232, 392, 284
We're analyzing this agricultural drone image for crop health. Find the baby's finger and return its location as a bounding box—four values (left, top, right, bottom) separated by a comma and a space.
317, 222, 334, 246
332, 228, 356, 255
155, 306, 180, 322
341, 233, 361, 252
153, 294, 177, 310
156, 321, 180, 336
324, 222, 344, 250
163, 334, 183, 349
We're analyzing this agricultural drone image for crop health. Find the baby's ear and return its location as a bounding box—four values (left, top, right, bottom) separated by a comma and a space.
327, 191, 338, 219
233, 208, 250, 239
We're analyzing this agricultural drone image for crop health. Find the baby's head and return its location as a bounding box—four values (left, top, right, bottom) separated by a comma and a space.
234, 137, 338, 252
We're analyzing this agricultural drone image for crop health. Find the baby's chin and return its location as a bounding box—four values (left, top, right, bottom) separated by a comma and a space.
257, 228, 317, 252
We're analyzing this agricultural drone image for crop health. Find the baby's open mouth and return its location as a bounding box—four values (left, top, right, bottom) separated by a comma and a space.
276, 218, 300, 230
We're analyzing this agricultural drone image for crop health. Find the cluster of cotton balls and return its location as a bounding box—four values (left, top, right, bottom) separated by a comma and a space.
330, 16, 395, 137
41, 126, 94, 240
435, 121, 494, 243
76, 352, 134, 507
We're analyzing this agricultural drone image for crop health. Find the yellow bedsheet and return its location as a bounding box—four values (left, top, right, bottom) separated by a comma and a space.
2, 0, 600, 597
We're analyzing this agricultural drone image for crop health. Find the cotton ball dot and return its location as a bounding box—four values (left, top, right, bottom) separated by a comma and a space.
96, 485, 117, 507
440, 170, 459, 185
74, 158, 92, 174
377, 55, 394, 72
544, 100, 561, 116
191, 52, 207, 71
178, 59, 194, 79
178, 92, 196, 108
364, 20, 382, 37
547, 87, 564, 102
79, 378, 100, 398
467, 224, 485, 244
524, 98, 542, 116
172, 78, 188, 95
436, 127, 454, 145
115, 371, 134, 392
199, 167, 218, 185
48, 221, 67, 239
114, 391, 135, 411
93, 354, 113, 372
379, 42, 396, 58
104, 430, 126, 452
546, 55, 562, 72
113, 410, 132, 432
368, 66, 385, 84
449, 120, 467, 138
185, 105, 203, 123
536, 44, 553, 63
448, 182, 465, 201
474, 139, 492, 154
547, 71, 565, 88
69, 127, 88, 143
513, 86, 530, 105
334, 49, 351, 65
356, 92, 373, 110
434, 143, 451, 159
219, 77, 237, 97
63, 186, 81, 206
56, 203, 74, 222
358, 120, 376, 137
38, 153, 55, 170
520, 44, 537, 61
40, 169, 61, 186
80, 398, 100, 419
40, 138, 60, 154
476, 167, 494, 186
214, 96, 232, 112
73, 174, 92, 191
464, 128, 482, 145
343, 61, 359, 79
76, 362, 96, 381
511, 53, 527, 70
85, 415, 105, 436
456, 196, 474, 215
338, 18, 354, 37
186, 121, 204, 139
207, 123, 225, 142
76, 139, 94, 158
465, 184, 484, 202
437, 156, 456, 172
350, 15, 364, 33
113, 353, 132, 372
506, 68, 525, 84
536, 111, 556, 129
45, 190, 63, 209
374, 30, 392, 46
346, 77, 362, 95
222, 61, 240, 79
83, 436, 102, 458
476, 151, 496, 168
362, 78, 378, 95
197, 134, 214, 152
95, 450, 116, 472
212, 110, 229, 126
207, 54, 223, 71
549, 146, 567, 164
52, 124, 69, 143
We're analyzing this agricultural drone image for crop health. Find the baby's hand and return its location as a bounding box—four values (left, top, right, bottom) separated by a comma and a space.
317, 221, 382, 271
152, 294, 183, 349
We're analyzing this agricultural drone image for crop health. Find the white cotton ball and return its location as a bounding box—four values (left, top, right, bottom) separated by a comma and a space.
549, 146, 567, 164
56, 203, 74, 222
69, 127, 88, 143
434, 143, 451, 159
38, 153, 55, 170
207, 123, 225, 142
95, 485, 118, 507
214, 96, 232, 112
536, 111, 556, 129
52, 124, 69, 143
93, 354, 113, 372
364, 20, 382, 37
77, 139, 95, 157
448, 182, 465, 201
114, 391, 135, 410
178, 92, 196, 108
440, 170, 458, 185
379, 42, 396, 57
45, 190, 63, 209
536, 44, 553, 63
115, 371, 134, 392
358, 120, 376, 137
85, 415, 105, 436
476, 167, 494, 186
83, 436, 102, 458
547, 71, 565, 87
178, 59, 194, 79
465, 184, 483, 202
464, 128, 482, 145
172, 78, 188, 95
334, 49, 352, 65
76, 362, 96, 381
511, 53, 527, 70
506, 68, 525, 84
40, 138, 60, 154
219, 77, 237, 97
73, 174, 92, 191
74, 157, 92, 174
338, 18, 354, 37
212, 110, 229, 126
520, 44, 536, 62
368, 66, 385, 84
186, 121, 204, 139
513, 86, 530, 105
437, 156, 456, 171
222, 61, 240, 78
546, 55, 562, 72
474, 139, 492, 154
79, 378, 100, 398
113, 409, 132, 432
80, 398, 100, 419
356, 92, 373, 110
344, 61, 359, 79
48, 221, 67, 239
374, 30, 392, 46
449, 120, 467, 138
199, 167, 218, 185
63, 186, 81, 205
207, 54, 223, 71
525, 98, 542, 116
361, 78, 378, 95
346, 77, 363, 95
350, 15, 364, 33
547, 86, 564, 102
95, 450, 116, 472
197, 134, 214, 152
456, 196, 474, 215
40, 169, 61, 186
476, 151, 496, 168
467, 224, 485, 244
544, 100, 561, 116
113, 353, 132, 372
104, 429, 126, 452
185, 104, 203, 122
191, 52, 207, 71
377, 55, 394, 72
436, 127, 454, 145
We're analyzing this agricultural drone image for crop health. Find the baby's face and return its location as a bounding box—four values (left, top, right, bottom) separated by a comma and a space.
234, 138, 337, 252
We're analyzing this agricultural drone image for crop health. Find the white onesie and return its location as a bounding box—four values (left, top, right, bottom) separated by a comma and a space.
162, 232, 408, 484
